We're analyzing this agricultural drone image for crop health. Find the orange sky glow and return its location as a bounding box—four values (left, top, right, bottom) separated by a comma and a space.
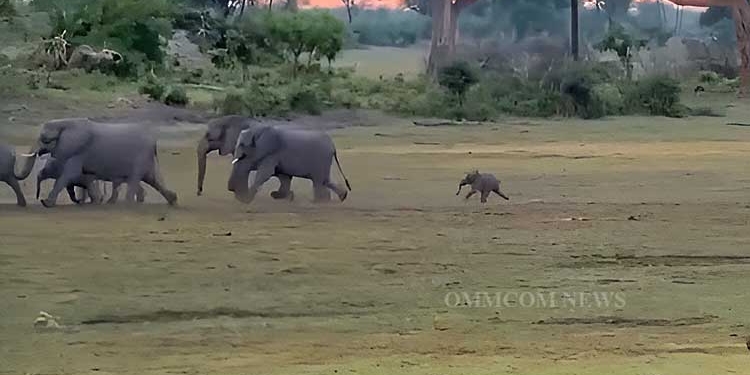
302, 0, 706, 10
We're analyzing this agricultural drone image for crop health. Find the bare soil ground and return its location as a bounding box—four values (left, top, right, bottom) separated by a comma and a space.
2, 105, 750, 374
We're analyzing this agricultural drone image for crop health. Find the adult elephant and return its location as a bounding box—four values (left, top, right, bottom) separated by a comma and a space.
196, 115, 293, 200
228, 124, 351, 204
24, 118, 177, 207
0, 141, 36, 206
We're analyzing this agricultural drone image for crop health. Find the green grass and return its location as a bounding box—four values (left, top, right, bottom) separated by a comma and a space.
334, 45, 427, 79
2, 114, 750, 374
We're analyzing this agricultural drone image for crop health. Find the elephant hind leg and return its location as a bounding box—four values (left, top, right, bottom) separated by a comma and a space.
313, 181, 332, 203
136, 184, 146, 203
6, 178, 27, 207
480, 190, 490, 203
141, 172, 177, 206
324, 180, 347, 202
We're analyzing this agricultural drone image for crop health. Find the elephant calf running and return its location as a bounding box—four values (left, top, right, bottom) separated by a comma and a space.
24, 118, 177, 208
456, 170, 509, 203
0, 141, 36, 206
36, 157, 146, 204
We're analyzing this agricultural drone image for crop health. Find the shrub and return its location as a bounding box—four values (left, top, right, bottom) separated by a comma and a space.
288, 82, 322, 115
35, 0, 174, 77
0, 0, 16, 19
164, 86, 189, 106
592, 83, 624, 115
623, 76, 683, 117
438, 61, 479, 106
138, 76, 166, 101
699, 70, 721, 84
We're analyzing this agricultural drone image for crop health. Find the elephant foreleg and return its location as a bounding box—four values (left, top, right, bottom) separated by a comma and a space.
85, 179, 104, 204
270, 174, 294, 201
241, 160, 275, 204
42, 157, 83, 208
5, 178, 26, 207
464, 189, 477, 201
107, 181, 121, 204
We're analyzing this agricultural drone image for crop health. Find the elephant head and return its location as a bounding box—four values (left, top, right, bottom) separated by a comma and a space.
10, 120, 88, 181
196, 115, 251, 196
26, 118, 93, 161
227, 125, 282, 202
456, 170, 480, 195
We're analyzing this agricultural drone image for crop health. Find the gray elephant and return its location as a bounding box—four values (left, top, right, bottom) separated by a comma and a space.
456, 170, 509, 203
35, 157, 146, 204
24, 118, 177, 208
228, 124, 351, 204
0, 141, 36, 206
36, 157, 102, 204
196, 115, 293, 200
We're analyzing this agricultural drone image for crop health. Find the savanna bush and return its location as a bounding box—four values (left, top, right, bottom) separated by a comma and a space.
623, 76, 683, 117
164, 86, 189, 106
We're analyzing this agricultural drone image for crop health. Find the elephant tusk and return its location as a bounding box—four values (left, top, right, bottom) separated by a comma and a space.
232, 158, 240, 165
21, 152, 37, 157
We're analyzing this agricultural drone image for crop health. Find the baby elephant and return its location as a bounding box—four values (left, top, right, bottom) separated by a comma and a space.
456, 170, 509, 203
36, 158, 146, 204
36, 158, 103, 204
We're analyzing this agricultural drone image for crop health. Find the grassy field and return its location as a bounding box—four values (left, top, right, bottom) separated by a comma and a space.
333, 45, 427, 79
2, 100, 750, 374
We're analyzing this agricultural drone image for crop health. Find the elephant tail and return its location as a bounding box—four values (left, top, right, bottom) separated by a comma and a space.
333, 151, 351, 191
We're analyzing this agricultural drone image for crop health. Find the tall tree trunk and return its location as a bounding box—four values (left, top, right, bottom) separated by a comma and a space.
425, 0, 478, 76
427, 0, 454, 76
571, 0, 579, 60
732, 3, 750, 97
346, 2, 353, 24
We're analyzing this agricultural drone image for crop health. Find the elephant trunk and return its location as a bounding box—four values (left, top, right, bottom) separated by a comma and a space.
196, 136, 210, 196
14, 143, 40, 180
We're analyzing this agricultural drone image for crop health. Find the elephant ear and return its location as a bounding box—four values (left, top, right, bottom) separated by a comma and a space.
251, 126, 283, 163
54, 121, 92, 160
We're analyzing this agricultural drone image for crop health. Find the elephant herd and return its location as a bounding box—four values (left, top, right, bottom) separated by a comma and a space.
1, 115, 352, 208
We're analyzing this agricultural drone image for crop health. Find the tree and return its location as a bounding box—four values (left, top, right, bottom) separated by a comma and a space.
438, 60, 478, 107
571, 0, 579, 60
700, 6, 732, 27
670, 0, 750, 96
342, 0, 354, 23
265, 11, 344, 75
595, 24, 645, 80
406, 0, 480, 76
0, 0, 16, 20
